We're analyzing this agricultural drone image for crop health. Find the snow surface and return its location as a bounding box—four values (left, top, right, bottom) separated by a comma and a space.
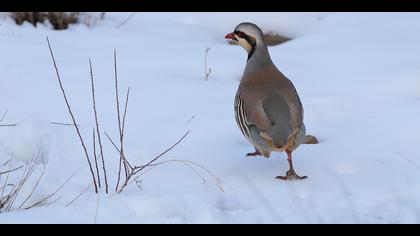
1, 12, 420, 223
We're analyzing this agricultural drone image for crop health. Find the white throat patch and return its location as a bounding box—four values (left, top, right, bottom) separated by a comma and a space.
235, 36, 253, 54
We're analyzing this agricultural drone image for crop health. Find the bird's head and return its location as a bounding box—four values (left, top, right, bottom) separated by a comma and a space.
225, 22, 265, 55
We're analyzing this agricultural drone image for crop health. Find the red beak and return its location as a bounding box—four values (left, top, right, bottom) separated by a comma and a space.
225, 32, 235, 39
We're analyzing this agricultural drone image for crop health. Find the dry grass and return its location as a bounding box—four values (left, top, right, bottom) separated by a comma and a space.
10, 12, 105, 30
204, 47, 212, 81
0, 110, 17, 127
116, 13, 136, 29
47, 36, 99, 193
0, 156, 69, 213
11, 12, 79, 30
46, 38, 226, 194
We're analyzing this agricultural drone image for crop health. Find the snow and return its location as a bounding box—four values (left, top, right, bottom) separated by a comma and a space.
0, 119, 50, 164
1, 12, 420, 223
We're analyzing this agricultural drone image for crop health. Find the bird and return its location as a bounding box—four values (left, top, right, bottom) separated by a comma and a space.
225, 22, 312, 180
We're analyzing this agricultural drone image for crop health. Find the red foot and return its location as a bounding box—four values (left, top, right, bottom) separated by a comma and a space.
275, 169, 308, 181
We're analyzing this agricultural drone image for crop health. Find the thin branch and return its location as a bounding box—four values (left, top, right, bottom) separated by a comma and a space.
89, 59, 108, 193
138, 159, 231, 193
46, 36, 98, 193
0, 109, 17, 130
0, 166, 12, 201
0, 158, 44, 212
25, 172, 76, 209
116, 155, 123, 192
114, 49, 122, 146
104, 131, 121, 153
204, 47, 212, 81
114, 49, 123, 191
122, 88, 130, 137
113, 49, 130, 190
5, 158, 38, 211
357, 211, 395, 224
104, 132, 133, 169
103, 132, 126, 190
49, 122, 80, 127
43, 196, 62, 207
65, 182, 93, 207
132, 131, 191, 175
396, 152, 420, 171
0, 111, 7, 123
0, 184, 14, 192
0, 124, 17, 127
0, 110, 17, 128
93, 129, 101, 188
18, 167, 45, 209
117, 131, 191, 193
116, 13, 137, 29
2, 159, 12, 167
186, 114, 196, 124
121, 88, 130, 179
0, 165, 23, 175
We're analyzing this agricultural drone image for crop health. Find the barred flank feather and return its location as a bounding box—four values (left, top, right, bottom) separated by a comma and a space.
234, 93, 253, 143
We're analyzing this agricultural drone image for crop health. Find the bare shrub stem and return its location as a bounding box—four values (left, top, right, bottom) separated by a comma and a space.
204, 47, 212, 80
89, 59, 108, 193
0, 112, 17, 127
0, 111, 7, 123
25, 172, 76, 210
92, 129, 101, 188
0, 166, 23, 175
137, 159, 230, 193
44, 44, 217, 195
49, 122, 80, 127
46, 36, 98, 193
113, 49, 131, 191
18, 160, 46, 209
116, 13, 137, 29
117, 131, 191, 193
65, 182, 93, 207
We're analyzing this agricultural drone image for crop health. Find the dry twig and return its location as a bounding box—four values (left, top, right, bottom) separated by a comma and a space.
113, 49, 131, 191
186, 114, 196, 124
116, 13, 136, 29
204, 47, 212, 80
0, 166, 23, 176
93, 129, 101, 188
46, 36, 98, 193
0, 111, 7, 123
49, 122, 80, 127
116, 131, 191, 193
89, 59, 108, 193
0, 112, 17, 127
137, 159, 230, 193
24, 172, 75, 209
65, 182, 93, 207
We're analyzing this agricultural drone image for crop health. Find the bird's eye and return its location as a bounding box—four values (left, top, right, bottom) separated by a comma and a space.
235, 31, 246, 38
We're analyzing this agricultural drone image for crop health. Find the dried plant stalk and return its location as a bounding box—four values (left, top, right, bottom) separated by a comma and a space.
46, 36, 98, 193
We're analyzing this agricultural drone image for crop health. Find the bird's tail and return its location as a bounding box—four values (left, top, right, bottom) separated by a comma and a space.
303, 135, 319, 144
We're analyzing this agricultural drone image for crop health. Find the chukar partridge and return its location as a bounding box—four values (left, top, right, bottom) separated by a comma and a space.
226, 22, 308, 180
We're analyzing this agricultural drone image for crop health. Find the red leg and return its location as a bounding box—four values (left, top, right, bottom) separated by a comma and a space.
276, 151, 307, 180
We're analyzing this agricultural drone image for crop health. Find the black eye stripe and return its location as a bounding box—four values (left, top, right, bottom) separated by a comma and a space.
234, 31, 255, 46
234, 30, 246, 38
